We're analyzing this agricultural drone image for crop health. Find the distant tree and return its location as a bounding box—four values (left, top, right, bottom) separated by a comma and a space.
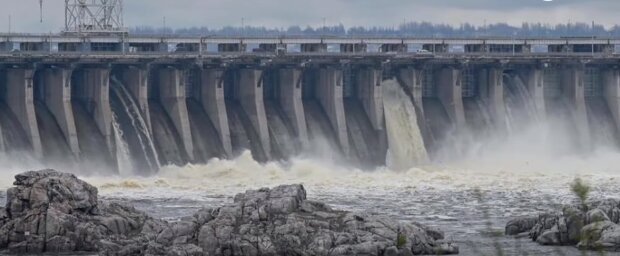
128, 22, 619, 38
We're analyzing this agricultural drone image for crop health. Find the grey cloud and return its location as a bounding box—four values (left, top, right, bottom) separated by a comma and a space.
1, 0, 618, 33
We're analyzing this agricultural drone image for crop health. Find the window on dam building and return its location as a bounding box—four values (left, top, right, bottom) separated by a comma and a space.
91, 43, 120, 52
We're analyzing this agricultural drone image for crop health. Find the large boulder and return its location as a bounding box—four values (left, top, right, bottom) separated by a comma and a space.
195, 184, 458, 255
0, 169, 157, 254
506, 199, 620, 252
0, 170, 458, 255
505, 216, 538, 236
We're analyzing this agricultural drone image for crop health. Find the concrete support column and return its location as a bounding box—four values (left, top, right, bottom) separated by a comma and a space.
5, 68, 42, 157
603, 69, 620, 137
436, 67, 466, 130
278, 68, 309, 148
357, 68, 384, 130
236, 69, 271, 158
42, 68, 80, 157
158, 67, 194, 161
119, 66, 151, 132
480, 68, 507, 129
398, 68, 431, 144
398, 68, 425, 114
521, 69, 546, 120
317, 67, 349, 155
76, 68, 114, 154
561, 68, 591, 149
200, 69, 233, 158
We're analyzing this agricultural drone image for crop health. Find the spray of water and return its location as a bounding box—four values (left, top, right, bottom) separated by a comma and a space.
382, 80, 429, 170
110, 76, 160, 171
112, 113, 134, 176
0, 72, 618, 205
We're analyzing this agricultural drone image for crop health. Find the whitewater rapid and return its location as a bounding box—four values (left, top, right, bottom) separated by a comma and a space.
1, 150, 620, 255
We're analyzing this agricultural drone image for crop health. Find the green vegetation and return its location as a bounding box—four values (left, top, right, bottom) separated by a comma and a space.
571, 178, 591, 208
396, 233, 407, 248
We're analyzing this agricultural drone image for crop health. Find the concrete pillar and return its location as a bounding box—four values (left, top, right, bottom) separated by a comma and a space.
398, 68, 432, 145
398, 68, 424, 115
75, 68, 113, 154
357, 68, 384, 130
561, 68, 591, 149
317, 68, 349, 155
42, 68, 80, 157
5, 68, 42, 157
603, 69, 620, 137
200, 69, 233, 158
158, 67, 194, 161
480, 68, 507, 129
278, 68, 309, 148
521, 69, 546, 119
119, 66, 151, 132
436, 67, 466, 130
236, 69, 271, 158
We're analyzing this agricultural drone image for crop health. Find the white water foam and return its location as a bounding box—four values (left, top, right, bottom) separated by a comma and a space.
383, 80, 429, 170
112, 113, 134, 176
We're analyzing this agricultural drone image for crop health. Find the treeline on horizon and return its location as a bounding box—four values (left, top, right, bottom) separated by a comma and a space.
130, 21, 620, 37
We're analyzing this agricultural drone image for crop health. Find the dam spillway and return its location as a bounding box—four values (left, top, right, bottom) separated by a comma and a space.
1, 35, 620, 174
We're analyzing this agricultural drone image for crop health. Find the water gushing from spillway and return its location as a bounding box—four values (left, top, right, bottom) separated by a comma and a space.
3, 70, 620, 255
109, 76, 160, 174
504, 73, 540, 134
112, 113, 134, 176
382, 80, 428, 170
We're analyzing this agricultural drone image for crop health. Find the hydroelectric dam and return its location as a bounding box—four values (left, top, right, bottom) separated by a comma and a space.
1, 34, 620, 174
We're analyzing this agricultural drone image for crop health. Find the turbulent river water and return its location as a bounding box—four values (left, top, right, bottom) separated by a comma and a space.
2, 150, 620, 255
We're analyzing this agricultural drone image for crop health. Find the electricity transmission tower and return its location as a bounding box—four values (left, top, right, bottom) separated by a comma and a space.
64, 0, 127, 34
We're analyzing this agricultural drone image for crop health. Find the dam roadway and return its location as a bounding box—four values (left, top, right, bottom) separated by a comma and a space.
2, 34, 620, 173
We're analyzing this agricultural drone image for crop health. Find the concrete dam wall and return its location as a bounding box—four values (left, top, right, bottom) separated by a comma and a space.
1, 61, 620, 174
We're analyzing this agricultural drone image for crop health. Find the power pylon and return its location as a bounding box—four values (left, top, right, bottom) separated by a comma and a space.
64, 0, 126, 34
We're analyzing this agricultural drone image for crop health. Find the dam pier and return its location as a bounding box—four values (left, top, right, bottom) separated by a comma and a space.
2, 35, 620, 173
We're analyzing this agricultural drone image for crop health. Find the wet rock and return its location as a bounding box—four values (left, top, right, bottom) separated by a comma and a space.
505, 216, 538, 235
577, 221, 620, 251
0, 169, 161, 255
585, 208, 611, 224
193, 184, 457, 255
506, 198, 620, 252
0, 170, 458, 255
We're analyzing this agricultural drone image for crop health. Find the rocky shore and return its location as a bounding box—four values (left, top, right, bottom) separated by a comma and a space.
505, 199, 620, 252
0, 169, 458, 255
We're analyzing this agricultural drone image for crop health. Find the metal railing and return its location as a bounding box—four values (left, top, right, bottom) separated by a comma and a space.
0, 50, 617, 59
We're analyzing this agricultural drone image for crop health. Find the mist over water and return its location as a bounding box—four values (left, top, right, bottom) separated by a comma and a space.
1, 76, 620, 255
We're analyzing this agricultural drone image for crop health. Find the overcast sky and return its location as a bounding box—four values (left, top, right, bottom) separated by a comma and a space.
2, 0, 619, 33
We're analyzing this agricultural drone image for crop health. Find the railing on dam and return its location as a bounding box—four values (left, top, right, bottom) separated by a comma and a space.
1, 33, 619, 56
1, 50, 619, 61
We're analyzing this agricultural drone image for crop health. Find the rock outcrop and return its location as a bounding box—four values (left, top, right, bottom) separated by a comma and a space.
0, 169, 458, 255
506, 199, 620, 252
